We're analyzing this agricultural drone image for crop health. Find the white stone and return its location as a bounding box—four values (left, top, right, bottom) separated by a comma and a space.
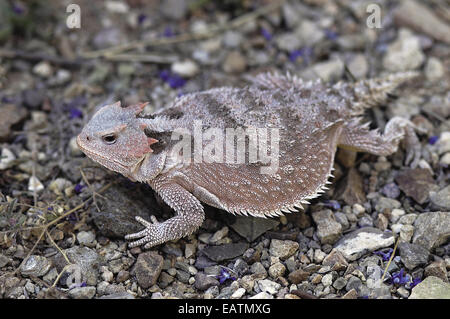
209, 226, 228, 243
49, 178, 72, 195
258, 279, 281, 295
437, 132, 450, 155
0, 148, 16, 170
171, 60, 199, 78
440, 153, 450, 166
77, 231, 96, 246
391, 223, 403, 234
69, 137, 83, 156
314, 249, 327, 263
352, 203, 365, 217
383, 29, 425, 72
33, 61, 53, 78
250, 291, 274, 299
231, 287, 246, 299
321, 273, 333, 287
307, 58, 344, 82
425, 57, 444, 81
105, 1, 129, 13
28, 176, 44, 193
390, 209, 406, 223
399, 224, 414, 243
335, 228, 395, 261
101, 270, 114, 282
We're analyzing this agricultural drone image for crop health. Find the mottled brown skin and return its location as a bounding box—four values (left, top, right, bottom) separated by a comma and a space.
77, 72, 421, 249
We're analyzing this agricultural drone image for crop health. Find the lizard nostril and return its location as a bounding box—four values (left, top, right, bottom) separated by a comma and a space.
86, 136, 90, 141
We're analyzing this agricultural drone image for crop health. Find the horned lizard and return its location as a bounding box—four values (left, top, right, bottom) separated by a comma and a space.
77, 71, 421, 249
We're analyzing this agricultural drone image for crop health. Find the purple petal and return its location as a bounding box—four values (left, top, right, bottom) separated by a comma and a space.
324, 29, 338, 41
428, 136, 439, 145
261, 28, 272, 41
138, 14, 147, 25
69, 108, 83, 119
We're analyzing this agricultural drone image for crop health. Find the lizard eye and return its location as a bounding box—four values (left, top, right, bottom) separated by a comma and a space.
102, 133, 117, 144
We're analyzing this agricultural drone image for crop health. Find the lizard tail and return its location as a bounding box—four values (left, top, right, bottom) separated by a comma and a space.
340, 71, 420, 115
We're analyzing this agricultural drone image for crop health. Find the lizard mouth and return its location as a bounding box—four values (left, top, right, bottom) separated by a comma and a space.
76, 135, 129, 172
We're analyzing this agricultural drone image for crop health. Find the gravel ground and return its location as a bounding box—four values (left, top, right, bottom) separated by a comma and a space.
0, 0, 449, 299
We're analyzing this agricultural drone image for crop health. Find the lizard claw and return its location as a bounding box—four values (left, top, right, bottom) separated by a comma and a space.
402, 124, 421, 168
125, 215, 161, 248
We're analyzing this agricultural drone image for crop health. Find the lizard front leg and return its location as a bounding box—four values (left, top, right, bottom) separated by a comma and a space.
125, 181, 205, 249
338, 117, 422, 168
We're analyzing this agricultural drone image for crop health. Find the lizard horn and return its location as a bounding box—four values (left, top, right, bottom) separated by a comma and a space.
126, 102, 149, 115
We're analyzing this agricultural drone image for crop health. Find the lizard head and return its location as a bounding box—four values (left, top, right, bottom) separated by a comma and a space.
77, 101, 158, 178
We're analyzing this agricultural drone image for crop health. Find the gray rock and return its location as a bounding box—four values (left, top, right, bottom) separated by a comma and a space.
275, 32, 302, 52
268, 262, 286, 278
312, 209, 342, 245
0, 254, 10, 267
337, 34, 367, 50
346, 276, 362, 292
399, 243, 429, 270
91, 183, 160, 238
160, 0, 187, 20
202, 243, 248, 262
395, 168, 437, 204
334, 212, 350, 230
409, 276, 450, 299
358, 215, 374, 228
20, 255, 51, 277
334, 227, 395, 261
322, 249, 349, 271
217, 285, 239, 299
229, 215, 279, 242
294, 20, 324, 47
223, 51, 247, 74
99, 292, 135, 299
92, 28, 126, 49
398, 214, 417, 225
424, 260, 448, 283
250, 262, 267, 277
68, 286, 96, 299
335, 168, 366, 206
176, 269, 190, 284
233, 259, 249, 277
381, 182, 401, 199
375, 197, 401, 213
132, 251, 163, 289
321, 273, 333, 287
281, 2, 302, 29
394, 0, 450, 44
269, 239, 299, 260
333, 277, 347, 290
194, 256, 216, 269
0, 104, 28, 140
52, 247, 101, 286
209, 226, 229, 244
425, 57, 445, 81
303, 58, 345, 82
223, 31, 243, 48
288, 269, 310, 284
77, 231, 96, 246
430, 186, 450, 210
413, 212, 450, 250
194, 272, 219, 291
258, 279, 280, 295
347, 54, 368, 79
